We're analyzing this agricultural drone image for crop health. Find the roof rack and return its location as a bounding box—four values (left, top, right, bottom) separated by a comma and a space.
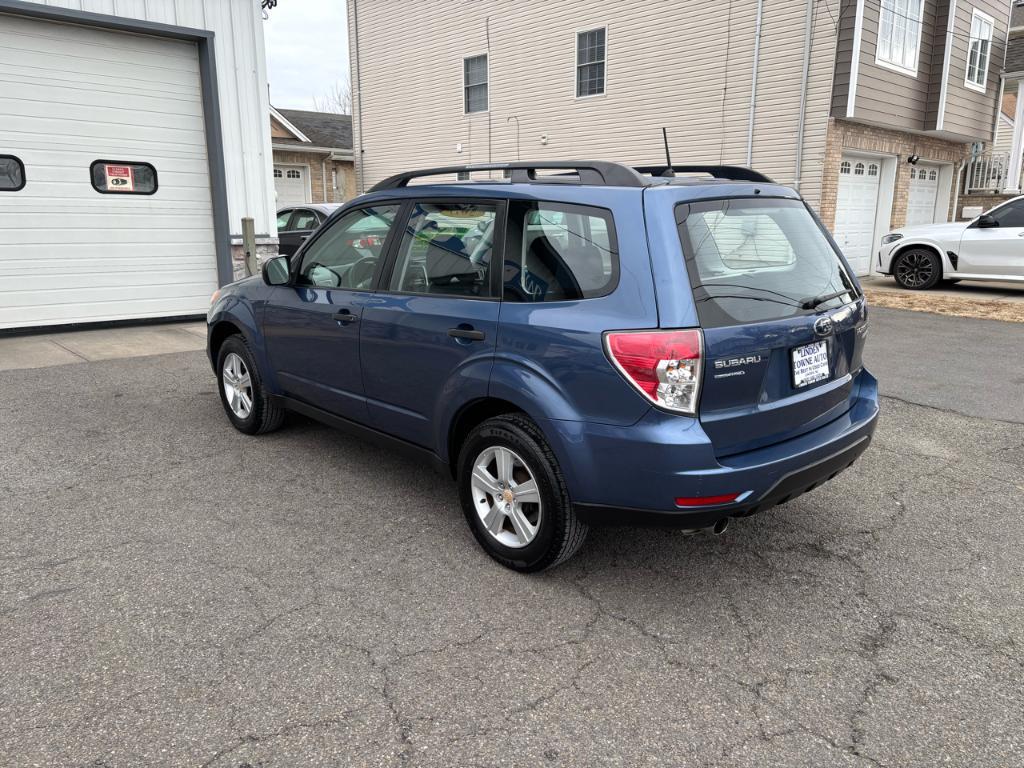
633, 164, 775, 183
369, 161, 646, 191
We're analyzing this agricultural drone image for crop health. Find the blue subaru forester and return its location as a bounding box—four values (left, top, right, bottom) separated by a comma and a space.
208, 162, 878, 572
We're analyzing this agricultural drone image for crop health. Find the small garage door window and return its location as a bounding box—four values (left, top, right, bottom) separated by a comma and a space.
90, 160, 158, 195
0, 155, 25, 191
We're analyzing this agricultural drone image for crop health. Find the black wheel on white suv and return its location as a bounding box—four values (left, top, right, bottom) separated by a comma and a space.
216, 335, 285, 435
893, 248, 942, 290
457, 414, 587, 572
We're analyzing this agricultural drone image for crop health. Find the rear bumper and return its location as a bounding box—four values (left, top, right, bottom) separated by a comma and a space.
544, 369, 879, 529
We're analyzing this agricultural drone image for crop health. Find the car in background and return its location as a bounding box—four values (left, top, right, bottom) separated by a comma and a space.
276, 204, 342, 257
878, 195, 1024, 290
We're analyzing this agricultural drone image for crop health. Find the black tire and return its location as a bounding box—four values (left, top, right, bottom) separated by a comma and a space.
216, 335, 285, 435
457, 414, 587, 572
892, 248, 942, 290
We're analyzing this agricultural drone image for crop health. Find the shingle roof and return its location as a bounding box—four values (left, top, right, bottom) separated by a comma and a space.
1007, 38, 1024, 76
274, 109, 353, 150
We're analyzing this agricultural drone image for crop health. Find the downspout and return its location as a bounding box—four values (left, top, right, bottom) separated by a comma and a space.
352, 0, 365, 194
745, 0, 764, 167
793, 0, 814, 189
952, 161, 964, 221
321, 157, 328, 202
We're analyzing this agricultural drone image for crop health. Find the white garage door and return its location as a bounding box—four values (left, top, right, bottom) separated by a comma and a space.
274, 165, 310, 207
833, 156, 881, 276
906, 165, 939, 226
0, 15, 217, 330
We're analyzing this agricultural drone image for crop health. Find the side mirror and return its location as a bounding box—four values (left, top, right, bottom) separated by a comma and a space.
262, 255, 291, 286
974, 214, 998, 228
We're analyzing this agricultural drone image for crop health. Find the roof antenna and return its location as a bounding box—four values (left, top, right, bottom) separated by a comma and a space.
661, 127, 676, 177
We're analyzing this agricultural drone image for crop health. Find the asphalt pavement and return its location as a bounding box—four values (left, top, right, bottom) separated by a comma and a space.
1, 307, 1022, 767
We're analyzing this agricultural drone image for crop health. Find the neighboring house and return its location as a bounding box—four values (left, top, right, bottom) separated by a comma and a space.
270, 107, 355, 207
996, 0, 1024, 189
347, 0, 1011, 276
0, 0, 277, 330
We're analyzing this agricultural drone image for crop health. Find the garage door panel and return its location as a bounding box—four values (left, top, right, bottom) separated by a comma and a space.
906, 165, 939, 227
834, 156, 881, 276
0, 81, 205, 119
0, 15, 218, 329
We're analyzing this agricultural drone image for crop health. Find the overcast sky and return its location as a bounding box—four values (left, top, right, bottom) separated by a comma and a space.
264, 1, 350, 111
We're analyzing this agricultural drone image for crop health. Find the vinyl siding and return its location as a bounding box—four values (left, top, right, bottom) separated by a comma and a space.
349, 0, 840, 208
830, 0, 858, 116
851, 0, 939, 130
939, 0, 1009, 140
18, 0, 276, 237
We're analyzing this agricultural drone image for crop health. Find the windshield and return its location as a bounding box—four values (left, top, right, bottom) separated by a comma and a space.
676, 198, 857, 328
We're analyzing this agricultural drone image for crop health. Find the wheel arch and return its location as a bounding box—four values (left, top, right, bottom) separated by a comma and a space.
890, 240, 950, 273
446, 397, 526, 478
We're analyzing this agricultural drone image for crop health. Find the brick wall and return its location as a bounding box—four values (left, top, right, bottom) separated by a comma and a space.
272, 149, 357, 204
818, 118, 969, 230
956, 192, 1016, 220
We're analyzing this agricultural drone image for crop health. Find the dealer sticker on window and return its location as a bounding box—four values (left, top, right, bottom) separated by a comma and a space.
792, 340, 830, 388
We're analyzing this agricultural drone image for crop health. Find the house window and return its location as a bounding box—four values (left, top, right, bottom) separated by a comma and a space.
966, 10, 994, 92
90, 160, 157, 195
840, 161, 851, 174
287, 169, 301, 179
0, 155, 25, 191
910, 168, 917, 179
868, 163, 879, 177
576, 28, 606, 97
274, 169, 283, 178
854, 162, 865, 175
876, 0, 924, 75
464, 54, 488, 113
928, 169, 937, 181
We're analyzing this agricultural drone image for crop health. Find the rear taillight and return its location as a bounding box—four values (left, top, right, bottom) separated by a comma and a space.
604, 329, 703, 414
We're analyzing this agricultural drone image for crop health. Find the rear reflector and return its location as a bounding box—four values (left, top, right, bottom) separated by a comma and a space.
674, 493, 740, 507
604, 329, 703, 414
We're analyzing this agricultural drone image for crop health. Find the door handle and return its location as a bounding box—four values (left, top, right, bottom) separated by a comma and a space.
448, 327, 485, 341
333, 309, 359, 324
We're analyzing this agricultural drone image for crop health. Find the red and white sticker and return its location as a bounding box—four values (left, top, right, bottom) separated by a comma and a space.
104, 164, 135, 192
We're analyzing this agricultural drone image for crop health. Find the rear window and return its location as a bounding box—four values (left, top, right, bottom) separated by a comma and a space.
676, 198, 857, 328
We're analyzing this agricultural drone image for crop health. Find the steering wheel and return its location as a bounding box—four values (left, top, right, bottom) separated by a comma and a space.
342, 256, 377, 289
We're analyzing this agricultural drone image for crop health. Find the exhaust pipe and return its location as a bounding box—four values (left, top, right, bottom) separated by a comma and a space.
708, 518, 730, 536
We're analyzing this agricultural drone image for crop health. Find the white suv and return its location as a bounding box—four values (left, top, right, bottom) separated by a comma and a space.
878, 196, 1024, 289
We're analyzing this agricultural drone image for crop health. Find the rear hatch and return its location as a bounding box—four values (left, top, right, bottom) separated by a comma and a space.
674, 196, 867, 457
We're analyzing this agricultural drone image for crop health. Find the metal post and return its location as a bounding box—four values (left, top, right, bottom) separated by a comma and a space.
242, 217, 257, 277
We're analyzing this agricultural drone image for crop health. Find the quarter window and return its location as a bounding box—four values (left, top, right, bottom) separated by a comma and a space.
297, 204, 400, 290
0, 155, 25, 191
390, 202, 496, 297
576, 28, 606, 97
504, 201, 618, 302
464, 55, 488, 113
90, 161, 157, 195
876, 0, 923, 74
966, 10, 994, 91
276, 210, 294, 231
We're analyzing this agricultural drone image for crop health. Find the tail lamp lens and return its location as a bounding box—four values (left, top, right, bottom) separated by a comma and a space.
604, 329, 703, 414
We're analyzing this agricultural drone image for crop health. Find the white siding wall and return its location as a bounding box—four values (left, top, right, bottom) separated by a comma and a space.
349, 0, 840, 209
22, 0, 276, 238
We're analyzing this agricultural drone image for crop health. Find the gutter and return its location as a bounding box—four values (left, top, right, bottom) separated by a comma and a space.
793, 0, 814, 189
271, 143, 353, 160
746, 0, 764, 167
352, 0, 365, 194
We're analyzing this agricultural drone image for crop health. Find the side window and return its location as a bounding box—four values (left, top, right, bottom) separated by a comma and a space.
0, 155, 25, 191
276, 210, 294, 231
389, 201, 496, 297
504, 201, 618, 302
291, 209, 319, 230
90, 160, 157, 194
297, 204, 400, 290
991, 200, 1024, 228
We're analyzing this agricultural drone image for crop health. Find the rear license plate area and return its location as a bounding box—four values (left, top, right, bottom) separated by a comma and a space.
791, 340, 829, 388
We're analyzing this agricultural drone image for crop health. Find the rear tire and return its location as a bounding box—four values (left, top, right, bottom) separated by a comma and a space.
893, 248, 942, 290
216, 335, 285, 435
457, 414, 587, 572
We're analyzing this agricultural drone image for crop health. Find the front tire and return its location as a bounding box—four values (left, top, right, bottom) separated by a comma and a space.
457, 414, 587, 572
893, 248, 942, 290
216, 335, 284, 435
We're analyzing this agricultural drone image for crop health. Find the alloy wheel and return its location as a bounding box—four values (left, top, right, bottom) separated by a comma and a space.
896, 252, 934, 288
469, 446, 543, 548
222, 352, 253, 419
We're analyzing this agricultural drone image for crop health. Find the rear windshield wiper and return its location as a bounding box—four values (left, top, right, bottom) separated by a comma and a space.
800, 289, 853, 310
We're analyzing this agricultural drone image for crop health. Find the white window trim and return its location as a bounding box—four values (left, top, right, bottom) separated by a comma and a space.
462, 52, 489, 115
574, 26, 608, 100
964, 8, 995, 93
874, 0, 925, 78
